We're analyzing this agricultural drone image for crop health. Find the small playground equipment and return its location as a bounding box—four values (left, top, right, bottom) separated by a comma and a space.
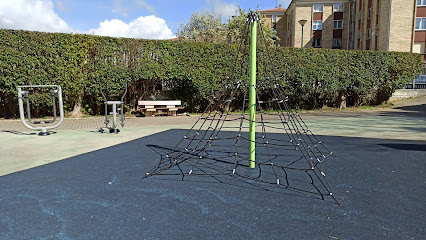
143, 12, 339, 204
17, 85, 64, 136
99, 79, 128, 134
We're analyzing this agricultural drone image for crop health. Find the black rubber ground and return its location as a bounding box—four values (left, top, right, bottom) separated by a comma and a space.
0, 130, 424, 239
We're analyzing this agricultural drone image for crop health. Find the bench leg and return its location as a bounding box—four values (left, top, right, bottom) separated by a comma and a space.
145, 110, 155, 117
168, 110, 177, 116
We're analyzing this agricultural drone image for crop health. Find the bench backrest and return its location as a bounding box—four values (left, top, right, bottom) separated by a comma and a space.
138, 100, 181, 106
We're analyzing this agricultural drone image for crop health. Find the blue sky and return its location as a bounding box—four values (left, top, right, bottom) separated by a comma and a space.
0, 0, 291, 39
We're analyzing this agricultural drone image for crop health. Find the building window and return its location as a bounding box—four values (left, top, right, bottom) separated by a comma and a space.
416, 18, 426, 30
313, 3, 323, 12
367, 8, 372, 20
333, 38, 342, 47
334, 3, 344, 12
359, 11, 362, 21
358, 30, 361, 39
313, 20, 322, 30
272, 15, 277, 29
367, 28, 371, 39
312, 38, 321, 48
417, 0, 426, 6
334, 20, 343, 29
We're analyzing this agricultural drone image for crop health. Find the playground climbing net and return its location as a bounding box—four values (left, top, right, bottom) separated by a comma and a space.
143, 11, 339, 204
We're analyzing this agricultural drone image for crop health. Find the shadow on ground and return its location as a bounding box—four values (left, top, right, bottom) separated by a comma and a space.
388, 103, 426, 118
379, 143, 426, 151
0, 129, 424, 239
2, 130, 59, 136
394, 103, 426, 112
1, 130, 38, 136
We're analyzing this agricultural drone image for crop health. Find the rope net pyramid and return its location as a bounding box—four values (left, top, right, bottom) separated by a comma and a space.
143, 12, 339, 204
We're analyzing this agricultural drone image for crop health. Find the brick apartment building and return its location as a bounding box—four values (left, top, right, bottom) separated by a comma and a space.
285, 0, 352, 49
259, 4, 287, 46
260, 0, 425, 57
415, 0, 426, 59
354, 0, 415, 52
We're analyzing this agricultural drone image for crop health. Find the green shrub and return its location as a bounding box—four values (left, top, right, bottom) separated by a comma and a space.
0, 29, 422, 118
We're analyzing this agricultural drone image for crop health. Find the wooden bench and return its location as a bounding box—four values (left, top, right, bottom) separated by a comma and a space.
138, 100, 184, 116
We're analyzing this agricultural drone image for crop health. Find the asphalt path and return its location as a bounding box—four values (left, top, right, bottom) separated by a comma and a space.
0, 129, 424, 239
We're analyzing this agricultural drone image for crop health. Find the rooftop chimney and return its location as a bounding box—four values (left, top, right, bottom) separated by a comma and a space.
279, 4, 282, 8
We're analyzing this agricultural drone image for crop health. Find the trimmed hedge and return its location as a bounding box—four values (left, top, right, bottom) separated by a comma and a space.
0, 29, 422, 118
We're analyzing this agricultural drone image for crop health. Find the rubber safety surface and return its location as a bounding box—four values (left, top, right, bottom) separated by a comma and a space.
0, 129, 424, 239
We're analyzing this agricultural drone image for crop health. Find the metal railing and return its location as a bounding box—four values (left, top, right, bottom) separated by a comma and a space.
406, 62, 426, 89
406, 74, 426, 89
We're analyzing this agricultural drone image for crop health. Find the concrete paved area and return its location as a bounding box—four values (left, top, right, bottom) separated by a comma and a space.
0, 117, 197, 176
1, 96, 425, 176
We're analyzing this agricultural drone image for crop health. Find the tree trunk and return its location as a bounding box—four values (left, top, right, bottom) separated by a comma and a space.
96, 100, 101, 115
70, 89, 84, 118
8, 96, 17, 118
338, 91, 347, 109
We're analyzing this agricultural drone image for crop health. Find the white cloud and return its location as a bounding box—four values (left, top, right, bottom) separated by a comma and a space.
0, 0, 174, 40
0, 0, 72, 33
112, 0, 128, 17
206, 0, 238, 19
90, 16, 174, 39
135, 0, 155, 13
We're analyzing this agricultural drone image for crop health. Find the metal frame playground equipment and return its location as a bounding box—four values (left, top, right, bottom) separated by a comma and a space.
142, 11, 340, 204
17, 85, 64, 136
99, 79, 128, 134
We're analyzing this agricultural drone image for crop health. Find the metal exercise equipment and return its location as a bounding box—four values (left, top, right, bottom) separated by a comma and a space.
17, 85, 64, 136
99, 79, 128, 134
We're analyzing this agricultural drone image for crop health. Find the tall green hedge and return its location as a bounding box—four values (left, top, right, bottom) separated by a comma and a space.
0, 29, 422, 118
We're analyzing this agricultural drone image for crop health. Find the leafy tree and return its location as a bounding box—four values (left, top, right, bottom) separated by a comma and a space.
0, 29, 422, 118
226, 8, 278, 46
176, 11, 226, 43
61, 34, 96, 117
177, 8, 279, 46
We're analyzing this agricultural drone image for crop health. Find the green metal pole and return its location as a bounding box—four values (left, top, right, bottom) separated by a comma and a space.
249, 17, 257, 169
301, 25, 304, 48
